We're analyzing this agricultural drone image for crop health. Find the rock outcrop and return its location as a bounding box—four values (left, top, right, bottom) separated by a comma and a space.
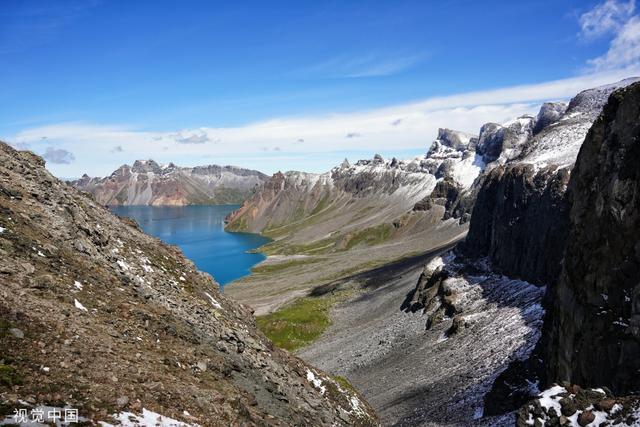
0, 142, 377, 426
460, 164, 571, 285
460, 78, 638, 286
517, 384, 640, 426
406, 78, 640, 421
544, 81, 640, 394
70, 160, 268, 206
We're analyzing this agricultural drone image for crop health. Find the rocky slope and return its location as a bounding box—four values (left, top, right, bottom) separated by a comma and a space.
0, 142, 377, 426
223, 146, 476, 314
300, 250, 545, 426
71, 160, 268, 206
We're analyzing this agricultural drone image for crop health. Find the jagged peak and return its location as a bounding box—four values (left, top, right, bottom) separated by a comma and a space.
436, 128, 478, 151
566, 77, 640, 117
533, 102, 567, 135
131, 159, 162, 173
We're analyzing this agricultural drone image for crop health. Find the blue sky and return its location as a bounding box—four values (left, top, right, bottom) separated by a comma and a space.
1, 0, 639, 177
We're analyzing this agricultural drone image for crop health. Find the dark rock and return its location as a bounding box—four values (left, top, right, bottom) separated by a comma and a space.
559, 397, 577, 416
446, 315, 465, 336
476, 123, 504, 163
460, 163, 571, 286
577, 410, 595, 426
533, 102, 566, 135
544, 82, 640, 394
595, 398, 616, 411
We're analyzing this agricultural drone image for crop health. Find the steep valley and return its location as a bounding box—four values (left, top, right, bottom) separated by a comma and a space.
224, 133, 485, 314
2, 78, 640, 426
224, 78, 640, 426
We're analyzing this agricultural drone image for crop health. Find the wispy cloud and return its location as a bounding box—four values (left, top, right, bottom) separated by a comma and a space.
299, 52, 426, 78
170, 129, 219, 144
580, 0, 640, 71
43, 147, 75, 164
8, 68, 638, 177
579, 0, 635, 39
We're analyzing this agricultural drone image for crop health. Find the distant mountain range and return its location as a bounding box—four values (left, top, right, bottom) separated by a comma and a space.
70, 160, 269, 206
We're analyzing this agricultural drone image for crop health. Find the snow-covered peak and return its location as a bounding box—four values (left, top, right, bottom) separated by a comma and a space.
533, 102, 567, 135
434, 128, 478, 151
566, 77, 640, 117
518, 77, 640, 170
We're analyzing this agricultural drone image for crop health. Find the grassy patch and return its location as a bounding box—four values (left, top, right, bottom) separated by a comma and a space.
256, 294, 339, 351
0, 364, 22, 387
225, 214, 248, 232
251, 257, 325, 274
0, 319, 9, 338
332, 375, 358, 394
260, 235, 340, 256
342, 223, 394, 251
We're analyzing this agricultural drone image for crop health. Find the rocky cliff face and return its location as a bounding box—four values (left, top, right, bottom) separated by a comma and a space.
0, 142, 377, 426
406, 78, 640, 421
71, 160, 268, 206
514, 81, 640, 426
460, 164, 571, 285
460, 78, 638, 286
544, 81, 640, 394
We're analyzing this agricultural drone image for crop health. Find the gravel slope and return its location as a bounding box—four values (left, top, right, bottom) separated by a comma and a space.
299, 247, 544, 426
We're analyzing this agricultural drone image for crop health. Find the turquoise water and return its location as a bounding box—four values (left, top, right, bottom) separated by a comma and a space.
110, 205, 270, 287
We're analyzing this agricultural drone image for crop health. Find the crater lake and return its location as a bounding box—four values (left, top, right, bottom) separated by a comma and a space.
111, 205, 270, 286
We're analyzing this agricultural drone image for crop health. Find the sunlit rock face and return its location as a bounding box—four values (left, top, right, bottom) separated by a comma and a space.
70, 160, 269, 206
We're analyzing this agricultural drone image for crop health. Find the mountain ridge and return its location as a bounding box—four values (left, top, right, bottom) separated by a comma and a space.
71, 159, 269, 206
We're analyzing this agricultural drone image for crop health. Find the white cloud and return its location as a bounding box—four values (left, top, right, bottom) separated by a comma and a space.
43, 147, 75, 164
7, 68, 638, 177
171, 129, 219, 144
579, 0, 635, 39
581, 0, 640, 71
588, 16, 640, 70
299, 52, 426, 78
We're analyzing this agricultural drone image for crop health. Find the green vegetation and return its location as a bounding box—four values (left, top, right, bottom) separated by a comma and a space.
332, 375, 358, 394
256, 294, 340, 351
0, 364, 22, 387
342, 223, 394, 250
0, 319, 9, 338
225, 214, 248, 232
251, 257, 325, 274
260, 235, 340, 256
310, 194, 331, 215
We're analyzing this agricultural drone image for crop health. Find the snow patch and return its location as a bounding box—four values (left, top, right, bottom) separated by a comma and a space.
74, 281, 83, 290
204, 292, 222, 309
0, 226, 5, 233
101, 408, 198, 427
306, 369, 326, 395
117, 260, 131, 271
349, 396, 367, 418
537, 385, 565, 413
74, 299, 88, 312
